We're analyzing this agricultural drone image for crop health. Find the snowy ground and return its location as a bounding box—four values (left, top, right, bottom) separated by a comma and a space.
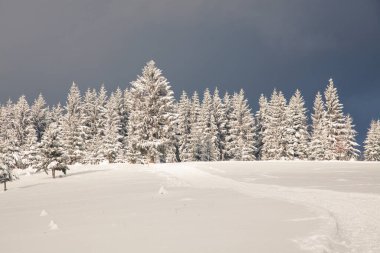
1, 161, 379, 253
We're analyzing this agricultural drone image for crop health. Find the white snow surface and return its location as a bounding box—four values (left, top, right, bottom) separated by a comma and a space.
0, 161, 379, 253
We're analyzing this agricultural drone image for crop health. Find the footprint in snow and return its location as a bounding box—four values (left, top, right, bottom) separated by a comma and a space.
40, 209, 48, 217
158, 186, 168, 195
48, 220, 59, 230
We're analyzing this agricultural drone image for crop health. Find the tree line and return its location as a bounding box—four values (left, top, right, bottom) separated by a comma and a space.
0, 60, 379, 176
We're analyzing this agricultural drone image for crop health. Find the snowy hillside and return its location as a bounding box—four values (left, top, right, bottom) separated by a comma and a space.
1, 161, 380, 253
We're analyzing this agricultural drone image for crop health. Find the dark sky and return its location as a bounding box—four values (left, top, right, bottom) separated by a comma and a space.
0, 0, 379, 146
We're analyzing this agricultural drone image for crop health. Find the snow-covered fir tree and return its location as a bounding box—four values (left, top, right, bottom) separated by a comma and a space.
101, 91, 123, 163
227, 90, 256, 160
126, 93, 142, 163
308, 92, 328, 160
22, 123, 40, 169
212, 88, 228, 161
187, 91, 203, 161
38, 121, 67, 173
30, 94, 49, 143
92, 85, 108, 163
80, 85, 108, 163
284, 90, 309, 160
199, 89, 219, 161
261, 89, 287, 160
324, 79, 347, 160
113, 87, 129, 162
101, 87, 129, 162
127, 60, 176, 163
81, 88, 98, 163
12, 96, 38, 168
49, 103, 64, 126
44, 103, 65, 167
364, 120, 380, 161
341, 114, 360, 160
177, 91, 192, 162
0, 103, 19, 180
62, 82, 85, 164
12, 96, 31, 149
222, 92, 234, 160
254, 94, 269, 160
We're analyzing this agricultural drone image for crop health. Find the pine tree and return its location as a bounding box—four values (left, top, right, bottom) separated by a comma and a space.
122, 88, 131, 138
62, 82, 85, 164
23, 123, 40, 169
92, 85, 108, 163
0, 101, 19, 173
81, 88, 98, 163
324, 79, 347, 160
126, 96, 143, 163
364, 120, 380, 161
187, 91, 203, 161
38, 122, 67, 173
13, 96, 38, 168
0, 103, 19, 180
213, 88, 228, 160
228, 90, 256, 160
284, 90, 309, 160
309, 92, 328, 160
102, 92, 123, 163
222, 92, 234, 160
255, 94, 268, 159
12, 96, 31, 149
261, 89, 287, 160
200, 89, 219, 161
177, 91, 192, 162
342, 114, 360, 160
30, 94, 48, 143
114, 87, 129, 162
49, 103, 64, 126
127, 60, 176, 163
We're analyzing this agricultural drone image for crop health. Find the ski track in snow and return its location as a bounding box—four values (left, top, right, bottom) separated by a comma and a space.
155, 163, 380, 253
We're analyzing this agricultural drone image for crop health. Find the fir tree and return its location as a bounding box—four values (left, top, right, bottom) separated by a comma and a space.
262, 89, 287, 160
127, 60, 176, 163
92, 85, 108, 163
177, 91, 192, 162
228, 90, 256, 160
364, 120, 380, 161
62, 82, 85, 164
255, 94, 268, 159
309, 92, 328, 160
200, 89, 219, 161
324, 79, 347, 160
213, 88, 228, 161
30, 94, 48, 143
342, 114, 360, 160
12, 96, 31, 149
0, 102, 20, 179
12, 96, 37, 168
187, 91, 203, 161
222, 92, 234, 160
102, 92, 123, 163
49, 103, 64, 126
114, 87, 129, 162
284, 90, 309, 160
81, 88, 98, 163
38, 122, 67, 173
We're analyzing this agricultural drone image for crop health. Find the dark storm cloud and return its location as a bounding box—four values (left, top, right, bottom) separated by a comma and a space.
0, 0, 379, 144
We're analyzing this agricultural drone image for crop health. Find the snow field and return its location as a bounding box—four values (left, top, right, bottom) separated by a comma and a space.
156, 161, 380, 253
1, 161, 380, 253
